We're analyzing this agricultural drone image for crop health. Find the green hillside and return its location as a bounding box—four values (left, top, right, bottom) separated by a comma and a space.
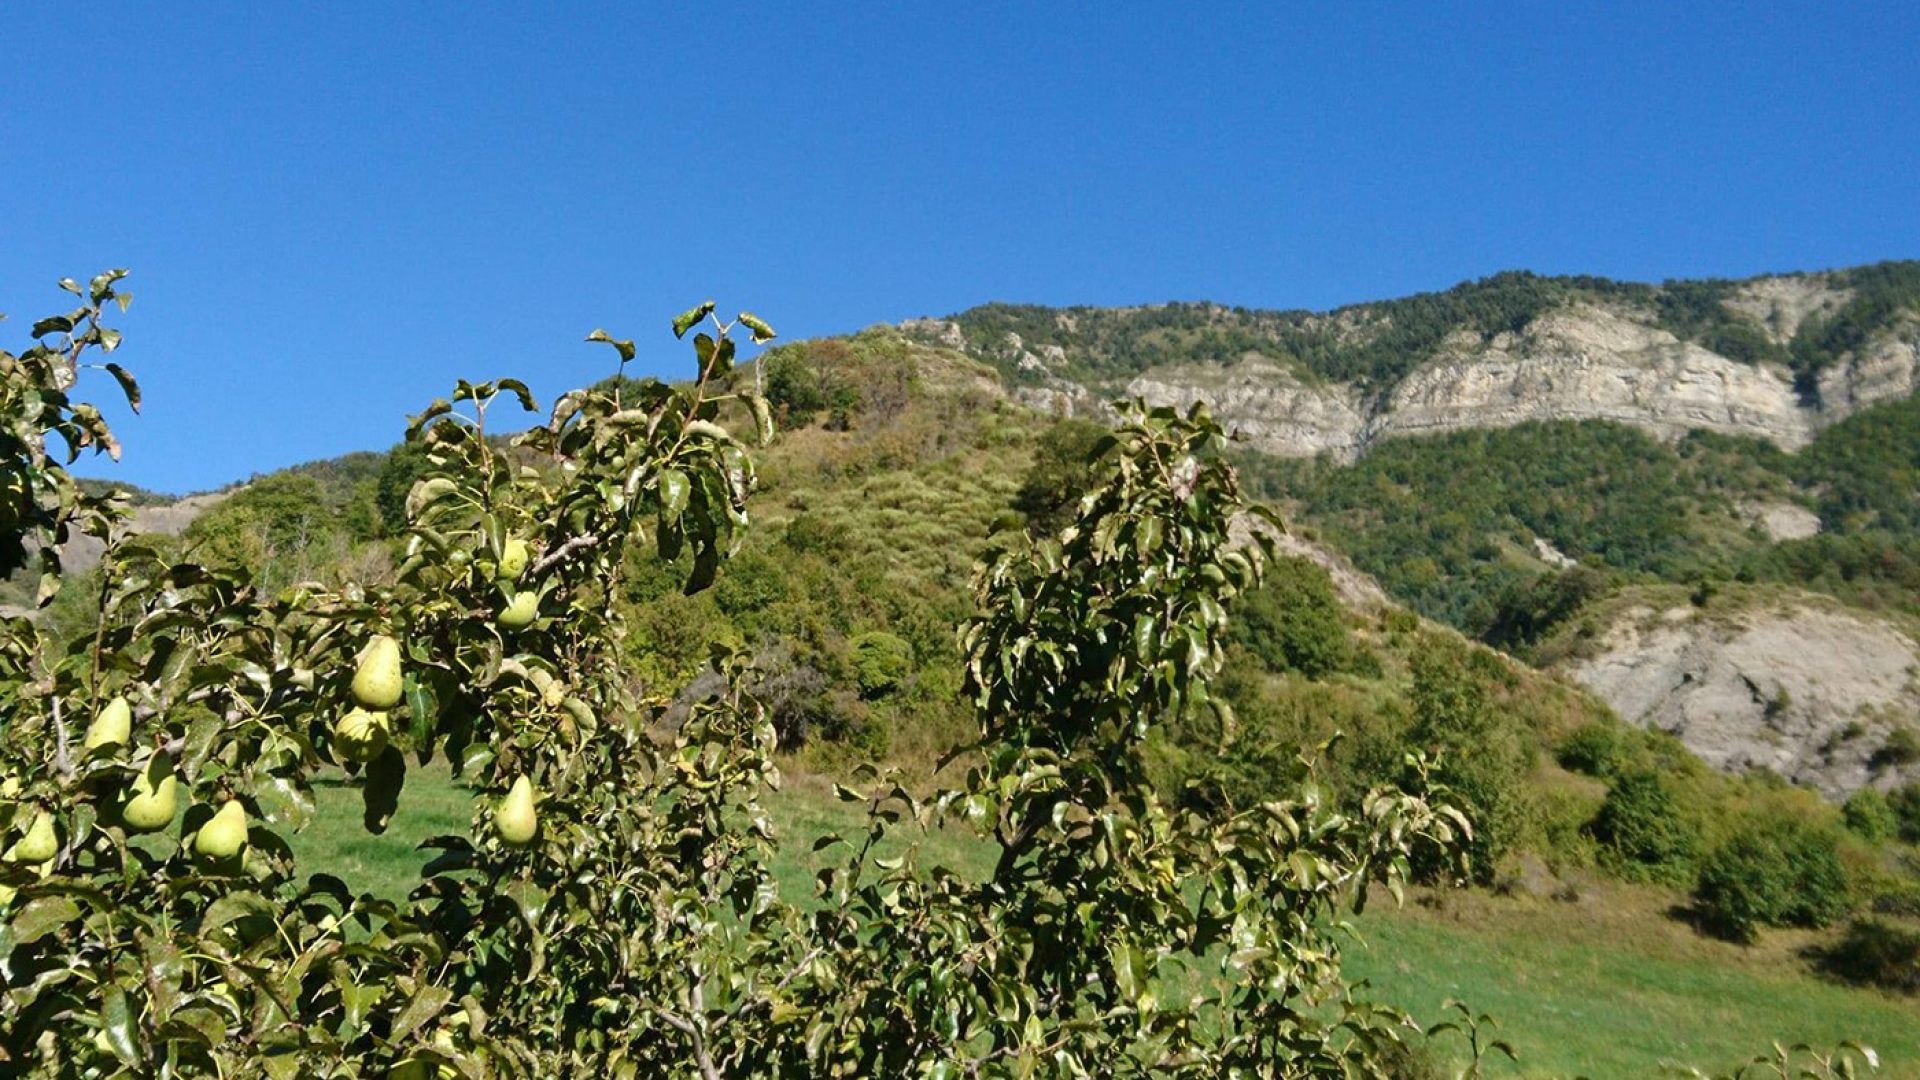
36, 283, 1920, 1075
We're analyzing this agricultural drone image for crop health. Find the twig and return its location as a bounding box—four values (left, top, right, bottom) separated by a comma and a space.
529, 533, 601, 577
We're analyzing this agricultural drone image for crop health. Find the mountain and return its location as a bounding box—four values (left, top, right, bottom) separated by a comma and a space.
905, 261, 1920, 459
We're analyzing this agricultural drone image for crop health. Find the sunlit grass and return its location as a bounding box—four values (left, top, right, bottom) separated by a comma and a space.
297, 767, 1920, 1078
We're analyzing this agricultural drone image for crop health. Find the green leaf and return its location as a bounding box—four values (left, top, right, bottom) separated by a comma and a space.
253, 775, 314, 831
737, 312, 777, 343
586, 328, 636, 363
202, 891, 273, 934
659, 469, 690, 519
31, 313, 77, 337
104, 363, 141, 412
672, 301, 716, 339
362, 746, 406, 833
747, 393, 775, 446
10, 896, 80, 944
389, 982, 454, 1044
101, 985, 138, 1064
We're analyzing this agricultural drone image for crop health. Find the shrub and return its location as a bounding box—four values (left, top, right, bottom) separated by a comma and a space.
1843, 787, 1900, 843
1408, 638, 1532, 882
1818, 918, 1920, 993
1589, 771, 1698, 884
1232, 555, 1353, 677
848, 629, 913, 698
1012, 416, 1110, 535
1557, 721, 1627, 778
1894, 783, 1920, 843
1694, 817, 1852, 942
1873, 725, 1920, 769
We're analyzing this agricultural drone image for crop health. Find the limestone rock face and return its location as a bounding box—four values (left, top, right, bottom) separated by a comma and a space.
919, 280, 1917, 462
1561, 600, 1920, 798
1126, 361, 1370, 458
1376, 307, 1820, 451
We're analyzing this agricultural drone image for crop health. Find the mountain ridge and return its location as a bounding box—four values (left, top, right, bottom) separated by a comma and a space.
902, 260, 1920, 460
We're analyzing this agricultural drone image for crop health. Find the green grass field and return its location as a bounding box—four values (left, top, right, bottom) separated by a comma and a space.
290, 765, 1920, 1079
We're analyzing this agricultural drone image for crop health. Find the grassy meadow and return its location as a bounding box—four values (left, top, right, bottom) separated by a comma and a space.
291, 764, 1920, 1079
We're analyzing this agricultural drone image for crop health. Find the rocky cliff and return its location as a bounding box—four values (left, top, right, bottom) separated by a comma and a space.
1551, 591, 1920, 798
908, 268, 1920, 461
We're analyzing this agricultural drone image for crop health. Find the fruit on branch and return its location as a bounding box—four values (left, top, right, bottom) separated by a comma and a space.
121, 757, 179, 834
352, 635, 405, 710
497, 536, 530, 582
6, 810, 58, 864
332, 707, 391, 763
193, 800, 249, 860
497, 591, 539, 631
84, 696, 132, 751
493, 775, 539, 846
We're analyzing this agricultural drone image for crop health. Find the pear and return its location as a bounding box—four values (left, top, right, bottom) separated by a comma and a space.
352, 635, 405, 710
85, 696, 132, 751
493, 775, 539, 846
497, 537, 530, 583
193, 800, 249, 861
496, 592, 540, 631
333, 707, 391, 763
7, 810, 58, 864
122, 757, 179, 834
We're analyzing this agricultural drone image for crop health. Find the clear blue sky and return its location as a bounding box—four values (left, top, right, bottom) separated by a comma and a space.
4, 2, 1917, 493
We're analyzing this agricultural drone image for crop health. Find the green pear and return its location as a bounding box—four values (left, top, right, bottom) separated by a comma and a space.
352, 635, 405, 710
497, 537, 530, 582
493, 775, 539, 846
333, 707, 391, 763
7, 810, 58, 864
122, 757, 179, 834
496, 591, 540, 631
85, 696, 133, 751
193, 800, 249, 860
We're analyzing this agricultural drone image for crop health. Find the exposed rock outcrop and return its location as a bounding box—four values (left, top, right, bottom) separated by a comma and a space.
1559, 596, 1920, 798
912, 273, 1919, 461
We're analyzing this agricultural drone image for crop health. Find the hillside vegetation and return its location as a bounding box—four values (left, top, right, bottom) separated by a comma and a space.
30, 265, 1920, 1071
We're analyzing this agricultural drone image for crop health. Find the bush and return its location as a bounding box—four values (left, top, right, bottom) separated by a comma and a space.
1818, 918, 1920, 993
1232, 555, 1353, 677
1894, 783, 1920, 844
1842, 787, 1900, 843
1873, 725, 1920, 769
1589, 771, 1698, 884
849, 630, 913, 698
1012, 416, 1110, 535
1408, 638, 1532, 883
1694, 817, 1852, 942
1557, 721, 1627, 778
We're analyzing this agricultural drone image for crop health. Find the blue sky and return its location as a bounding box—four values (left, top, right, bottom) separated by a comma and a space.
4, 2, 1917, 493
